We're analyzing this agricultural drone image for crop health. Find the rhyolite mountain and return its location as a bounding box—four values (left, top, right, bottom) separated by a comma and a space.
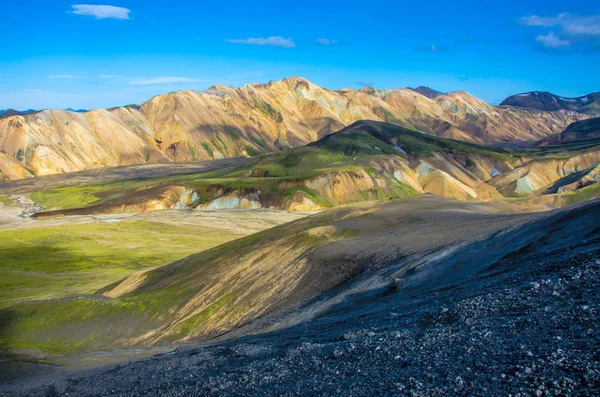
501, 91, 600, 115
407, 86, 445, 98
26, 120, 514, 219
0, 77, 585, 181
22, 120, 600, 218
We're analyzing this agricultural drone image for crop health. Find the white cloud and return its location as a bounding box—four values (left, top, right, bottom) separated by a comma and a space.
128, 76, 202, 85
99, 74, 125, 79
520, 14, 566, 27
70, 4, 131, 20
520, 13, 600, 37
49, 75, 86, 79
536, 32, 571, 48
226, 36, 295, 48
316, 38, 338, 45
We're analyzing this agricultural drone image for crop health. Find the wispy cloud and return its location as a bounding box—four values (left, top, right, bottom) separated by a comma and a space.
128, 76, 202, 85
520, 13, 600, 37
316, 38, 338, 45
536, 32, 571, 48
520, 13, 600, 51
226, 36, 295, 48
356, 81, 374, 87
520, 14, 564, 28
70, 4, 131, 20
49, 75, 86, 79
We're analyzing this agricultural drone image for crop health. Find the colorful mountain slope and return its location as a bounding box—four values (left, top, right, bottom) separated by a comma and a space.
23, 121, 519, 218
0, 77, 583, 180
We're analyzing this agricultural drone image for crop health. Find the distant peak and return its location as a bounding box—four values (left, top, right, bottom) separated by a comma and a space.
407, 86, 445, 99
358, 86, 377, 95
0, 108, 39, 119
501, 91, 600, 114
280, 76, 309, 84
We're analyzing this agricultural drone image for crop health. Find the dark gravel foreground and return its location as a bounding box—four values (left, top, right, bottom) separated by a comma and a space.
4, 227, 600, 396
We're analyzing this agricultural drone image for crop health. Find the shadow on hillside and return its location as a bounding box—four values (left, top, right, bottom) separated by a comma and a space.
0, 245, 87, 276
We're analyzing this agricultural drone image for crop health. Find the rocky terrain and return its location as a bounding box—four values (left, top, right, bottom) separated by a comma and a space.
0, 77, 584, 181
1, 196, 598, 396
501, 91, 600, 115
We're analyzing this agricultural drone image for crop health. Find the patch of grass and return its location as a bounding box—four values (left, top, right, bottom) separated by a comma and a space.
170, 293, 236, 337
380, 107, 397, 122
224, 127, 241, 140
0, 220, 248, 307
0, 195, 13, 206
0, 297, 154, 354
245, 145, 262, 157
250, 135, 268, 148
282, 186, 332, 208
30, 185, 118, 210
253, 99, 283, 123
387, 179, 419, 199
201, 142, 213, 158
333, 228, 360, 238
564, 183, 600, 206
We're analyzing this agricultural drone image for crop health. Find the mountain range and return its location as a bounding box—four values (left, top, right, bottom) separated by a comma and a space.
0, 77, 588, 181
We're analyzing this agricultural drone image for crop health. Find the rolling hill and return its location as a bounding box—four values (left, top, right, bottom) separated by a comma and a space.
0, 77, 583, 181
1, 194, 598, 360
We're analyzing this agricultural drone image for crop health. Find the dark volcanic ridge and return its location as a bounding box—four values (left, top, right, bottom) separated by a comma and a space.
501, 92, 600, 115
407, 86, 445, 98
0, 109, 38, 119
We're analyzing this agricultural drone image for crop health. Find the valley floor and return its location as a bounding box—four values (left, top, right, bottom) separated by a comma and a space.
0, 208, 309, 307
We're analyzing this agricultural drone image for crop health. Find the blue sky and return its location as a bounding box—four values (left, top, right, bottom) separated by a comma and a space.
1, 1, 599, 109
